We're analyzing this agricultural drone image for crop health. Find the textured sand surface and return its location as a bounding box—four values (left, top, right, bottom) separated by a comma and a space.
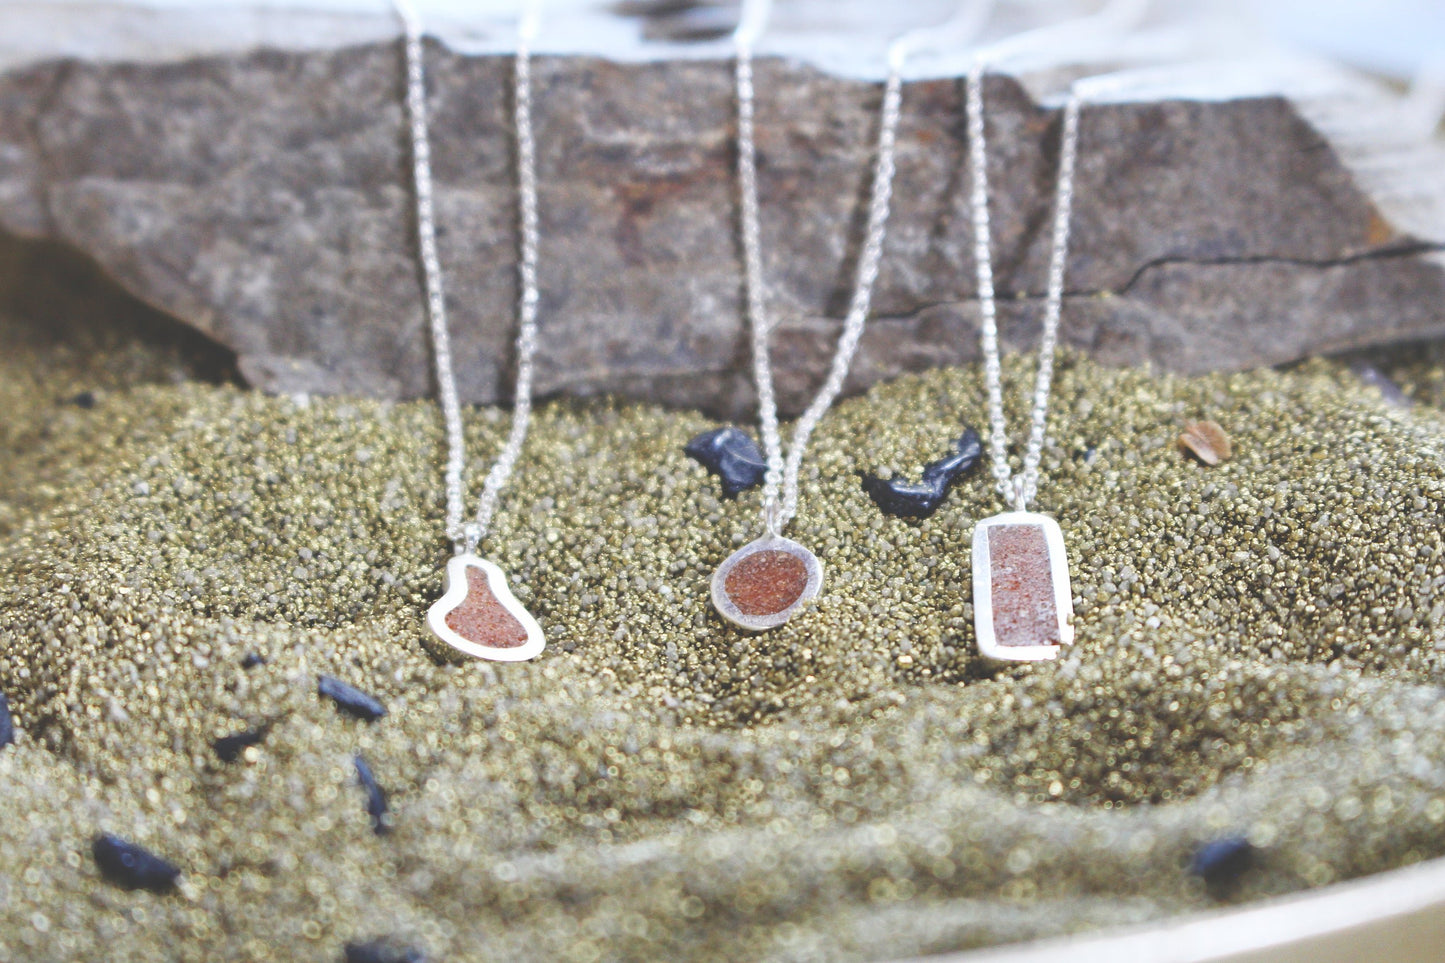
3, 309, 1445, 962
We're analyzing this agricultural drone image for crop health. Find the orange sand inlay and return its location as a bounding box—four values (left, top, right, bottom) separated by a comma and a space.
987, 525, 1061, 648
445, 567, 529, 648
724, 549, 809, 617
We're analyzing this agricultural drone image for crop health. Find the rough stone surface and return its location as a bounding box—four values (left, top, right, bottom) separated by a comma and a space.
0, 44, 1442, 417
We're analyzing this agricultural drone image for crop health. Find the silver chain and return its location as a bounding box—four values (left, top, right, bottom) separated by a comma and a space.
396, 0, 542, 554
966, 61, 1081, 512
734, 35, 906, 534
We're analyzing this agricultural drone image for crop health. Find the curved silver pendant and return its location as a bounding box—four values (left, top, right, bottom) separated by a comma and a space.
711, 534, 823, 631
427, 554, 546, 662
972, 511, 1075, 662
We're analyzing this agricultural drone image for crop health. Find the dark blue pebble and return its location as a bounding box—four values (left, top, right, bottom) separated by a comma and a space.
0, 691, 14, 751
240, 653, 267, 669
861, 427, 983, 519
343, 939, 425, 963
1191, 836, 1256, 891
684, 426, 767, 498
318, 675, 387, 721
354, 754, 390, 835
92, 834, 181, 893
212, 727, 267, 763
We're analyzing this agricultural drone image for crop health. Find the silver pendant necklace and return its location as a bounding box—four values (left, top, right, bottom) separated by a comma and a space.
711, 2, 908, 631
396, 0, 546, 661
965, 63, 1082, 662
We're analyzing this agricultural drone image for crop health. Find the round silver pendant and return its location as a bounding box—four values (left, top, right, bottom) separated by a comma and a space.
710, 534, 824, 631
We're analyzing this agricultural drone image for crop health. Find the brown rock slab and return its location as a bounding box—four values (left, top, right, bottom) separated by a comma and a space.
0, 42, 1441, 416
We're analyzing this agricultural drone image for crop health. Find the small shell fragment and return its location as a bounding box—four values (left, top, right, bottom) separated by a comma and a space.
1179, 420, 1232, 466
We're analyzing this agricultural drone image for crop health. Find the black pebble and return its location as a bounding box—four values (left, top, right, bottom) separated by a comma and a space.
861, 427, 983, 519
684, 426, 767, 498
0, 692, 14, 751
212, 727, 267, 763
92, 834, 181, 893
240, 653, 267, 669
344, 939, 425, 963
1191, 836, 1257, 893
64, 391, 97, 409
318, 675, 387, 721
354, 754, 390, 835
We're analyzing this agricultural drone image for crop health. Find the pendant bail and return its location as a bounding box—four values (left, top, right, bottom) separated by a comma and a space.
1011, 476, 1029, 513
763, 499, 783, 537
461, 521, 483, 556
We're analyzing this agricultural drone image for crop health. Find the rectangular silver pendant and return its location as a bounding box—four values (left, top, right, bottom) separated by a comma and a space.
972, 511, 1075, 662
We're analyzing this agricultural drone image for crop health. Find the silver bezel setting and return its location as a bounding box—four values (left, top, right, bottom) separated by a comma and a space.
711, 535, 824, 632
427, 554, 546, 662
972, 511, 1075, 662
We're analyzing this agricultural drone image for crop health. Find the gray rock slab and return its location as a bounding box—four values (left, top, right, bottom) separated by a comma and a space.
0, 38, 1442, 417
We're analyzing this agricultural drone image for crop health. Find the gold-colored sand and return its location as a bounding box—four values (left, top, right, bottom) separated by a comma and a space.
3, 308, 1445, 962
